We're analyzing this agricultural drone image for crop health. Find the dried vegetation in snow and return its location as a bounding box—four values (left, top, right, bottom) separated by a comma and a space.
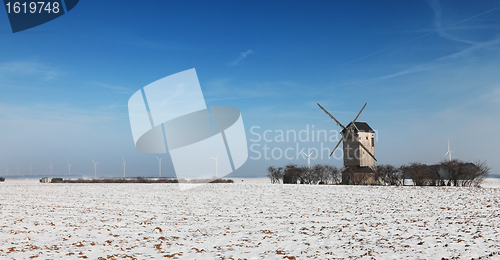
1, 179, 499, 259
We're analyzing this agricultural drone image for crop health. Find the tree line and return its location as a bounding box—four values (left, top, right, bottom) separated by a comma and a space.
267, 164, 342, 185
267, 159, 490, 187
47, 177, 234, 183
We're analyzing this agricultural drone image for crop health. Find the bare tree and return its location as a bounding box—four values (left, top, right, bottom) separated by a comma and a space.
470, 160, 490, 187
440, 159, 490, 187
324, 165, 341, 184
283, 164, 301, 184
374, 164, 403, 185
401, 163, 434, 186
267, 166, 283, 184
298, 165, 315, 184
311, 164, 327, 184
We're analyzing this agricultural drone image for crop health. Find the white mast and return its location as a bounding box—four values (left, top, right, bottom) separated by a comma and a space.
91, 159, 99, 178
210, 154, 220, 178
156, 156, 162, 177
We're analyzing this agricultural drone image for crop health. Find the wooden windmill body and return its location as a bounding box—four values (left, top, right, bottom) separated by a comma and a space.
342, 121, 375, 167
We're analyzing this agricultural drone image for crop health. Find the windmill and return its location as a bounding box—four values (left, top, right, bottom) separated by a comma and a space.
210, 154, 220, 178
122, 157, 126, 178
444, 139, 452, 162
28, 163, 33, 176
47, 162, 54, 175
91, 159, 99, 178
317, 103, 376, 185
67, 160, 72, 175
156, 156, 162, 177
302, 151, 313, 170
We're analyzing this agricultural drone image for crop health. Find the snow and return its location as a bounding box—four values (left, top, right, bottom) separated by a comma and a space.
1, 178, 499, 259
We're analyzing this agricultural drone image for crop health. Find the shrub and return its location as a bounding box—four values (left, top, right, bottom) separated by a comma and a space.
209, 179, 234, 183
268, 164, 341, 185
267, 166, 283, 184
0, 177, 5, 182
374, 164, 403, 185
283, 164, 301, 184
51, 178, 63, 183
440, 159, 489, 187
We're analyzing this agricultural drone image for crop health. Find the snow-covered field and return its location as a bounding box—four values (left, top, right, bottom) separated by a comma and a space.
1, 178, 499, 259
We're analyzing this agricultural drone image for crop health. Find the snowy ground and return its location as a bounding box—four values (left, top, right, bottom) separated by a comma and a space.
1, 178, 499, 259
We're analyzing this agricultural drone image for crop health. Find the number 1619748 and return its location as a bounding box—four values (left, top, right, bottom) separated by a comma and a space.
5, 2, 61, 14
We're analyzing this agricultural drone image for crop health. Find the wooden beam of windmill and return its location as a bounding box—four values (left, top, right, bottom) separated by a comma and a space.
342, 103, 367, 137
352, 103, 367, 123
317, 103, 346, 129
327, 103, 366, 157
329, 139, 343, 157
355, 136, 377, 161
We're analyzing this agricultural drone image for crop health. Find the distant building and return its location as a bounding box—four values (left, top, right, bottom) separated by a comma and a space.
40, 177, 51, 183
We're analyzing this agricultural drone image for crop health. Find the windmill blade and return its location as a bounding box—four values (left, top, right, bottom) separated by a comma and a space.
355, 139, 377, 161
317, 103, 346, 129
352, 103, 367, 123
329, 139, 343, 157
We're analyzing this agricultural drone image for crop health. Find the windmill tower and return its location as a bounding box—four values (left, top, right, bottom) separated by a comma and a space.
156, 156, 162, 177
444, 139, 452, 162
91, 159, 99, 178
210, 154, 220, 178
317, 103, 377, 184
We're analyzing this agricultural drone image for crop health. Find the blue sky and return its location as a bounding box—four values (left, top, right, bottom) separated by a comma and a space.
1, 0, 500, 178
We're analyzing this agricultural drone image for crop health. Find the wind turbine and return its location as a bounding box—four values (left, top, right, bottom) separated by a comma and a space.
5, 166, 8, 176
156, 156, 162, 177
47, 162, 54, 175
67, 160, 72, 175
444, 139, 452, 162
91, 159, 99, 178
122, 157, 126, 178
28, 163, 33, 176
302, 151, 313, 170
210, 154, 220, 178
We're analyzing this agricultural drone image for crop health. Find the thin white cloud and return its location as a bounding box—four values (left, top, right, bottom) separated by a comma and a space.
0, 61, 61, 80
337, 34, 500, 88
337, 2, 500, 68
93, 81, 131, 94
229, 49, 254, 66
0, 102, 122, 125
